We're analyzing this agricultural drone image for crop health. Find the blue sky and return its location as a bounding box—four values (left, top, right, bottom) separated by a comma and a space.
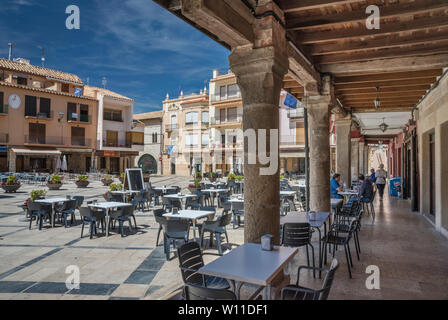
0, 0, 230, 113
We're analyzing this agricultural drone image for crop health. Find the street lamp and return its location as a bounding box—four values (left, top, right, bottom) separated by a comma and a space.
374, 87, 381, 109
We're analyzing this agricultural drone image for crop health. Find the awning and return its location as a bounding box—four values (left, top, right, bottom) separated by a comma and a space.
12, 148, 61, 156
58, 148, 93, 153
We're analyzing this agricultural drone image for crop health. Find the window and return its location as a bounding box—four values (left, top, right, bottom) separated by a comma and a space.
202, 111, 209, 124
185, 112, 199, 125
39, 98, 51, 118
104, 109, 122, 122
106, 130, 118, 147
67, 102, 77, 121
221, 134, 226, 146
152, 133, 158, 143
25, 95, 37, 117
80, 104, 89, 122
71, 127, 85, 146
220, 86, 226, 100
171, 115, 177, 129
228, 84, 239, 98
17, 76, 27, 86
228, 108, 237, 122
186, 134, 198, 146
100, 157, 106, 169
202, 133, 209, 146
29, 123, 45, 144
61, 83, 69, 93
220, 108, 226, 123
0, 92, 4, 113
132, 132, 144, 145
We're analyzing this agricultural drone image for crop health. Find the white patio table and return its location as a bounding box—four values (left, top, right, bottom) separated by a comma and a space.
35, 198, 70, 228
88, 202, 132, 236
201, 188, 229, 207
199, 243, 298, 300
163, 194, 198, 209
163, 209, 215, 239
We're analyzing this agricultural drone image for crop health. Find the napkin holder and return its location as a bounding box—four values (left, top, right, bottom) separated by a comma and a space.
261, 235, 274, 251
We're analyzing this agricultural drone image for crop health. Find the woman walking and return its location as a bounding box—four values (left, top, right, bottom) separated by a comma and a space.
375, 164, 388, 201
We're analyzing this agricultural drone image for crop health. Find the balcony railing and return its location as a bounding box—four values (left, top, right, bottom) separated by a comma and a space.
103, 140, 132, 148
211, 93, 242, 102
210, 116, 242, 125
68, 113, 92, 123
71, 138, 92, 147
24, 135, 92, 147
0, 105, 8, 115
25, 111, 53, 120
0, 133, 8, 143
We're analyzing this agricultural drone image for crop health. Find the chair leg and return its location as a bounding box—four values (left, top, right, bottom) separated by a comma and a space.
81, 221, 85, 238
156, 226, 162, 246
132, 215, 137, 229
200, 229, 205, 248
225, 230, 229, 244
344, 244, 352, 279
309, 243, 316, 278
90, 221, 94, 239
39, 216, 43, 230
29, 216, 34, 230
216, 233, 223, 256
347, 242, 354, 267
306, 245, 310, 267
119, 221, 124, 237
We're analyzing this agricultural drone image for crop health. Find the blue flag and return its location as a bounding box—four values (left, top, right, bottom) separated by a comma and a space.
283, 93, 297, 109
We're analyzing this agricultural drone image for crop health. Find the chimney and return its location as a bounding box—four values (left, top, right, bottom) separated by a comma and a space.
213, 69, 219, 79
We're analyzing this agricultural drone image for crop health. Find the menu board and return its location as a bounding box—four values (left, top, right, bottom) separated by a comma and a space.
125, 168, 144, 191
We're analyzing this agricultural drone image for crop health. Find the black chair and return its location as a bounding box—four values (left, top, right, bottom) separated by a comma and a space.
231, 201, 244, 229
281, 259, 339, 300
153, 209, 166, 247
185, 196, 201, 210
72, 196, 84, 210
60, 199, 77, 228
200, 212, 232, 255
162, 219, 190, 260
183, 283, 236, 300
27, 202, 49, 230
178, 242, 230, 290
322, 219, 359, 278
134, 190, 147, 211
80, 207, 105, 239
110, 205, 136, 237
282, 223, 315, 278
161, 197, 174, 212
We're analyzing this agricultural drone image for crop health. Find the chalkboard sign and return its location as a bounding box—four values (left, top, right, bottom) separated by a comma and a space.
124, 168, 144, 191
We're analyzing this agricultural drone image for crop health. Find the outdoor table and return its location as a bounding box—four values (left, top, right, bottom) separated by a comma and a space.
201, 188, 229, 207
338, 190, 359, 203
163, 209, 215, 239
35, 198, 70, 227
163, 194, 197, 209
110, 190, 136, 203
88, 202, 132, 236
199, 243, 298, 300
153, 186, 177, 194
281, 211, 331, 277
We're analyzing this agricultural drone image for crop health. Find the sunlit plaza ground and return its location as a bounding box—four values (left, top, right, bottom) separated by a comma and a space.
0, 176, 448, 300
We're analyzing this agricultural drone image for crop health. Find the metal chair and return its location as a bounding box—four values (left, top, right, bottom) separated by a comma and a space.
281, 259, 339, 300
27, 202, 49, 230
80, 207, 105, 239
231, 201, 244, 229
161, 218, 190, 260
282, 223, 315, 278
183, 283, 236, 300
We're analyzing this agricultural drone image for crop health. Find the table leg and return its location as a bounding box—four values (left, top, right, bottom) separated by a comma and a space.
192, 219, 196, 240
51, 204, 55, 228
315, 227, 322, 278
105, 209, 110, 237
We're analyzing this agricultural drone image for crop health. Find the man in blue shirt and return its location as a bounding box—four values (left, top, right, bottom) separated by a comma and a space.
330, 173, 343, 199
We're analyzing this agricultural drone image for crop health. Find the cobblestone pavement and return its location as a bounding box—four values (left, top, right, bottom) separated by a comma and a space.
0, 176, 447, 300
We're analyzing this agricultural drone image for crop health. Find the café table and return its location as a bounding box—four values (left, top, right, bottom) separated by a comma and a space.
280, 190, 296, 196
280, 211, 331, 276
338, 190, 359, 203
163, 194, 198, 209
35, 198, 70, 227
153, 186, 177, 193
88, 202, 132, 236
199, 243, 298, 300
163, 209, 215, 239
110, 190, 139, 203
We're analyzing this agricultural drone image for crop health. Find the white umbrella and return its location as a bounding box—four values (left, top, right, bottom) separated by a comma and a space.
61, 155, 67, 171
55, 157, 61, 171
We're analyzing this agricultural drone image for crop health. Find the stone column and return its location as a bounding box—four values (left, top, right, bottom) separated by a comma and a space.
334, 118, 352, 186
351, 138, 360, 182
364, 145, 370, 173
229, 46, 288, 244
359, 142, 365, 175
8, 150, 16, 172
306, 91, 331, 213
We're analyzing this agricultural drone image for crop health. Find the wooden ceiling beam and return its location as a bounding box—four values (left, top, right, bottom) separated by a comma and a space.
316, 43, 448, 64
336, 87, 430, 95
320, 54, 448, 74
341, 98, 421, 105
287, 0, 448, 31
347, 101, 415, 107
307, 30, 448, 56
334, 70, 442, 84
339, 93, 425, 100
335, 77, 437, 90
295, 16, 448, 44
278, 0, 362, 13
352, 107, 414, 113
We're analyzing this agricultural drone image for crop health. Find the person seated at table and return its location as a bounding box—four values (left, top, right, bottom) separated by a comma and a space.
330, 173, 343, 199
358, 174, 374, 203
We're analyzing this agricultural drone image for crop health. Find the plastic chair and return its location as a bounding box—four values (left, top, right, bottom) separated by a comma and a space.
27, 202, 49, 230
231, 201, 244, 229
200, 212, 232, 255
80, 207, 105, 239
110, 206, 136, 237
60, 199, 77, 228
183, 283, 236, 300
162, 219, 190, 260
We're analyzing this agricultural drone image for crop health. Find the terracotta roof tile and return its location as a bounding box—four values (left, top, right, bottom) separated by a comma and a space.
133, 110, 163, 120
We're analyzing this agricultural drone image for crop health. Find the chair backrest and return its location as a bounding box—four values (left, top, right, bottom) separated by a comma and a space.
177, 242, 205, 286
27, 201, 42, 212
79, 207, 93, 218
162, 197, 172, 206
319, 259, 339, 300
184, 283, 236, 300
120, 205, 135, 217
72, 196, 84, 209
103, 192, 113, 202
199, 206, 216, 213
163, 219, 190, 236
154, 209, 167, 225
218, 213, 232, 227
65, 199, 78, 211
282, 223, 311, 247
231, 201, 244, 212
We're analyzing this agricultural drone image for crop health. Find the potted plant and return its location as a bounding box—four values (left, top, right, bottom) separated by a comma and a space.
227, 172, 236, 182
109, 183, 123, 192
47, 174, 62, 190
119, 172, 125, 183
101, 174, 114, 186
236, 175, 243, 182
75, 175, 90, 188
209, 172, 217, 182
1, 175, 21, 193
30, 189, 47, 202
188, 177, 202, 194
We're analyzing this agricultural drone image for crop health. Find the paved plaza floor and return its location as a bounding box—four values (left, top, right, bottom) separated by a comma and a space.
0, 176, 447, 300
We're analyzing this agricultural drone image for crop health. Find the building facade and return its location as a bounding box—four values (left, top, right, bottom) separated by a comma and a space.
133, 111, 163, 175
83, 86, 139, 174
162, 90, 210, 177
0, 58, 97, 173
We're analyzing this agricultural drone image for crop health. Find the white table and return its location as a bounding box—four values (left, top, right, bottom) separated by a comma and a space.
153, 186, 176, 192
290, 181, 306, 188
280, 190, 296, 196
199, 243, 298, 300
35, 198, 70, 227
164, 194, 198, 209
163, 209, 215, 239
88, 202, 132, 236
338, 190, 358, 203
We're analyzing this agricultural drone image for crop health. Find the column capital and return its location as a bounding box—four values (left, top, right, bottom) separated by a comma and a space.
351, 137, 361, 142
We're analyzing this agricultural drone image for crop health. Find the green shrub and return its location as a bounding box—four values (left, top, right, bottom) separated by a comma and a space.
30, 190, 47, 202
109, 183, 123, 192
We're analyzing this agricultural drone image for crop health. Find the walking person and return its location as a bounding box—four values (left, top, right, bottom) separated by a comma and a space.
375, 164, 387, 201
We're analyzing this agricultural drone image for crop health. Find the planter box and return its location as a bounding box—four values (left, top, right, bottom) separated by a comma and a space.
1, 184, 21, 193
47, 183, 62, 190
76, 181, 90, 188
101, 179, 113, 186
